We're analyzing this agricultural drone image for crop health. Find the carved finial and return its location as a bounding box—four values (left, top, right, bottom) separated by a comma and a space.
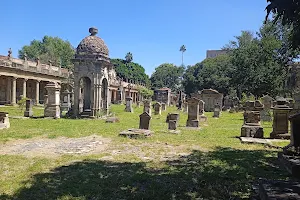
8, 48, 12, 58
89, 27, 98, 36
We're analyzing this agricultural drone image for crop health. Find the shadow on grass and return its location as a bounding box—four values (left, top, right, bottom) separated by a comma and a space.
1, 147, 290, 200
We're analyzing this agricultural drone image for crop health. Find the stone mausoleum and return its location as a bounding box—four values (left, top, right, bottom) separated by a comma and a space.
154, 87, 171, 106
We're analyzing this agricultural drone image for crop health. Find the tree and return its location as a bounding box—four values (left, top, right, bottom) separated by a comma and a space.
182, 54, 234, 95
150, 63, 185, 91
179, 45, 186, 66
19, 36, 75, 69
125, 52, 133, 63
266, 0, 300, 49
111, 58, 150, 86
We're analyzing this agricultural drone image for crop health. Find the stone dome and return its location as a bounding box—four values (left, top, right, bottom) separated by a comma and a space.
76, 27, 109, 60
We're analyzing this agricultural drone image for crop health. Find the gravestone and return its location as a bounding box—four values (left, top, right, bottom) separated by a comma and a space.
143, 100, 152, 116
61, 89, 72, 112
271, 98, 293, 139
241, 100, 264, 138
161, 103, 166, 111
125, 97, 133, 113
166, 113, 180, 123
199, 100, 205, 116
223, 96, 232, 111
139, 112, 151, 130
261, 95, 273, 122
186, 97, 200, 128
44, 82, 61, 118
24, 99, 33, 117
213, 103, 221, 118
0, 112, 10, 129
154, 102, 162, 115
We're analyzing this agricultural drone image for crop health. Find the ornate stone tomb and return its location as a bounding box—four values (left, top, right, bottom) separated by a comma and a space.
44, 82, 61, 118
24, 99, 33, 117
186, 97, 200, 128
125, 97, 133, 113
139, 112, 151, 130
0, 112, 10, 129
154, 102, 162, 115
271, 98, 293, 139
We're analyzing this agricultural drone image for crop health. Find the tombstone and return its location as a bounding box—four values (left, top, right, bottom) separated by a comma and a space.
125, 97, 133, 112
166, 113, 180, 123
61, 89, 72, 112
270, 98, 293, 139
168, 120, 177, 130
143, 100, 152, 116
136, 101, 140, 108
154, 102, 162, 115
139, 112, 151, 130
0, 112, 10, 129
223, 96, 232, 111
199, 100, 205, 116
241, 100, 264, 138
186, 97, 200, 128
183, 102, 188, 113
178, 91, 183, 110
213, 103, 221, 118
261, 95, 273, 122
161, 103, 166, 111
44, 82, 61, 118
24, 99, 33, 117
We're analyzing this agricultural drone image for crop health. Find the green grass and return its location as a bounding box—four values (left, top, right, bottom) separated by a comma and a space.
0, 105, 292, 199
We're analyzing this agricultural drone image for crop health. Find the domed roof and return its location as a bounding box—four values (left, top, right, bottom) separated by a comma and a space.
76, 27, 109, 60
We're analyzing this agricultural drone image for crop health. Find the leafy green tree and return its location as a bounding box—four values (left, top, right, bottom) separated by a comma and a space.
125, 52, 133, 63
266, 0, 300, 49
150, 63, 185, 91
19, 36, 75, 69
179, 45, 186, 66
138, 87, 153, 99
111, 58, 150, 86
182, 54, 234, 95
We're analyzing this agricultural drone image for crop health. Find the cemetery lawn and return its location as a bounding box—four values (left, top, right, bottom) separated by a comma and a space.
0, 105, 291, 200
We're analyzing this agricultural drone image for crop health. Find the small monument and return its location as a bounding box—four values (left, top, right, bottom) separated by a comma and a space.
143, 100, 152, 116
24, 99, 33, 117
261, 95, 273, 122
125, 97, 133, 113
223, 96, 232, 111
154, 102, 162, 115
44, 82, 61, 118
186, 97, 200, 128
270, 98, 293, 139
161, 103, 166, 111
139, 112, 151, 130
0, 112, 10, 129
241, 100, 264, 138
213, 103, 221, 118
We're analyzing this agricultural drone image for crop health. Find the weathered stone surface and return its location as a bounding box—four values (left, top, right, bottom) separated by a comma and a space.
199, 100, 205, 116
0, 112, 10, 129
119, 129, 153, 139
143, 100, 152, 116
44, 82, 61, 118
258, 179, 300, 200
24, 99, 33, 117
154, 88, 171, 106
154, 102, 162, 115
186, 97, 200, 128
278, 152, 300, 179
166, 113, 180, 123
213, 104, 221, 118
199, 115, 208, 122
161, 103, 166, 111
168, 120, 177, 130
125, 97, 133, 113
139, 112, 151, 130
191, 89, 223, 112
241, 124, 264, 138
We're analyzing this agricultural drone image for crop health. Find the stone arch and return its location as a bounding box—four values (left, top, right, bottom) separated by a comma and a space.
79, 76, 92, 111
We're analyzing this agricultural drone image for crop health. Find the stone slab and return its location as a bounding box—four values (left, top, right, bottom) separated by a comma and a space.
119, 129, 153, 139
168, 130, 181, 134
240, 137, 287, 147
241, 125, 264, 138
105, 117, 120, 123
259, 179, 300, 200
278, 152, 300, 179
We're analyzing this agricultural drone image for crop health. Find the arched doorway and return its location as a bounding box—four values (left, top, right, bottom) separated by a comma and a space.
79, 77, 92, 112
101, 78, 108, 110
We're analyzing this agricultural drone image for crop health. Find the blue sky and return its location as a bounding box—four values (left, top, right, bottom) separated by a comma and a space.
1, 0, 268, 76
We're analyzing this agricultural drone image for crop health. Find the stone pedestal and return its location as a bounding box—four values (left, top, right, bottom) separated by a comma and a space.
241, 110, 264, 138
125, 97, 133, 113
24, 99, 33, 117
271, 99, 292, 139
261, 95, 273, 122
186, 97, 200, 128
154, 102, 162, 115
143, 100, 151, 116
213, 104, 221, 118
0, 112, 10, 129
44, 83, 61, 118
166, 113, 180, 123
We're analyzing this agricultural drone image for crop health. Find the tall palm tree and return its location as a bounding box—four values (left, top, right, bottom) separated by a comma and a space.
125, 52, 133, 63
179, 45, 186, 66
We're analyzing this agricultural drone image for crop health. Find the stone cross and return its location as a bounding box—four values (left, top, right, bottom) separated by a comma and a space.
125, 97, 133, 113
186, 97, 200, 128
154, 102, 162, 115
24, 99, 33, 117
139, 112, 151, 130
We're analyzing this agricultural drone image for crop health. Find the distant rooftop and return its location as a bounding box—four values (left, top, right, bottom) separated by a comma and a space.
206, 50, 228, 59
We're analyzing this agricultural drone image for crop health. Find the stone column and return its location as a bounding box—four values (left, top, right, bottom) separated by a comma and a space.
22, 79, 27, 98
12, 77, 17, 105
6, 77, 11, 104
35, 80, 40, 105
73, 80, 80, 117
